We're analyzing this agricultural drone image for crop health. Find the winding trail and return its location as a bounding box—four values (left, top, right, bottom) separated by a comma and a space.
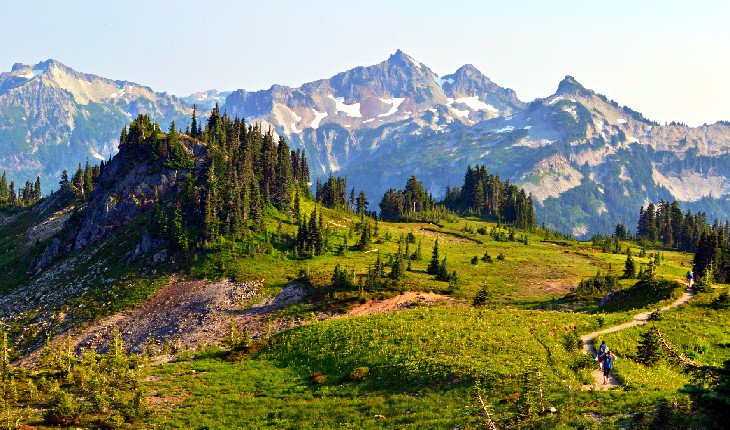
579, 288, 695, 390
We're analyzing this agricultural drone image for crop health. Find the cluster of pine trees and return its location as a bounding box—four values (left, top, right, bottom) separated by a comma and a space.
379, 176, 436, 221
636, 200, 713, 251
0, 170, 41, 209
294, 206, 328, 256
634, 200, 730, 283
127, 104, 309, 251
59, 161, 102, 199
315, 174, 371, 219
442, 165, 536, 230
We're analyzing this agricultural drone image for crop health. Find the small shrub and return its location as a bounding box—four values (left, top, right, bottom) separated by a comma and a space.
637, 326, 662, 366
569, 353, 596, 371
711, 289, 730, 310
345, 366, 370, 382
473, 284, 494, 308
496, 253, 505, 261
481, 252, 492, 263
310, 372, 327, 385
44, 390, 82, 426
471, 256, 479, 265
648, 309, 662, 321
476, 227, 487, 235
563, 331, 582, 352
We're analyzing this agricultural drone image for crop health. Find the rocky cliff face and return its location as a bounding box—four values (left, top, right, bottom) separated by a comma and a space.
0, 59, 190, 192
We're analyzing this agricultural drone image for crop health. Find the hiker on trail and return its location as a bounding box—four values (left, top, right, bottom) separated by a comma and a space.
597, 340, 608, 370
687, 271, 694, 288
603, 351, 616, 385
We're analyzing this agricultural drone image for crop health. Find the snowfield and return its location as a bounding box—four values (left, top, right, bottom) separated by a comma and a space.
378, 97, 405, 117
328, 95, 361, 117
310, 109, 327, 129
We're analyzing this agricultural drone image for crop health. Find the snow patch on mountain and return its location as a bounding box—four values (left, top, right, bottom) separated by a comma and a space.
513, 138, 555, 148
618, 165, 632, 182
572, 225, 588, 237
436, 77, 454, 88
493, 126, 515, 133
310, 109, 327, 129
378, 97, 405, 117
89, 147, 106, 161
451, 107, 470, 118
328, 95, 361, 117
616, 118, 627, 124
455, 96, 489, 111
562, 105, 578, 120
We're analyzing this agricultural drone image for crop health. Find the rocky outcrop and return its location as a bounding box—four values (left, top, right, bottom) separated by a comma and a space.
71, 147, 195, 253
29, 237, 60, 275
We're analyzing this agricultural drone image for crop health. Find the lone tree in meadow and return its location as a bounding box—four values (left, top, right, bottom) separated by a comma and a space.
427, 239, 440, 275
624, 249, 637, 279
637, 326, 662, 366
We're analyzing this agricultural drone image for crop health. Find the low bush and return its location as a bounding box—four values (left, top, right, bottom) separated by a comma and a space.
310, 372, 327, 385
344, 366, 370, 383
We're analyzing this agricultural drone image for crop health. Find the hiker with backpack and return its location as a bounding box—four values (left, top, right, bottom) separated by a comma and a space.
597, 340, 608, 370
687, 270, 694, 288
603, 351, 616, 384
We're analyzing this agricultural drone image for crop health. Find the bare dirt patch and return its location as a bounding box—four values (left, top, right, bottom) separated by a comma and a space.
19, 277, 307, 362
342, 291, 452, 317
147, 388, 190, 409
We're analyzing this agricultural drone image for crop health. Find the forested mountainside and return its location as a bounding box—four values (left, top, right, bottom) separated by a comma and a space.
2, 52, 729, 237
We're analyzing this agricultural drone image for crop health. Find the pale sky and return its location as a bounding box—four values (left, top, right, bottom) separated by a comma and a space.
2, 0, 729, 126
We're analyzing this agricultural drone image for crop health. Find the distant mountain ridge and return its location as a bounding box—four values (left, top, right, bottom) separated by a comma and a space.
220, 51, 730, 236
0, 59, 189, 190
1, 52, 729, 236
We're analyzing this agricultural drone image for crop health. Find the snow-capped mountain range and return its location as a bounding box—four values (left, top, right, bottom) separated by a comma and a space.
1, 52, 729, 236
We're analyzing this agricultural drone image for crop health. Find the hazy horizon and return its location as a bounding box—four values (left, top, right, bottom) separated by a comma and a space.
3, 0, 729, 126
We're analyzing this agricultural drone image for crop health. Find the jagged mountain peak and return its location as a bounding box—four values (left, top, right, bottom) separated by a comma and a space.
388, 49, 423, 68
555, 75, 590, 96
451, 63, 483, 78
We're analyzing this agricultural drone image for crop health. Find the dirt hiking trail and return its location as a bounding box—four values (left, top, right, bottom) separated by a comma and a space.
580, 288, 695, 390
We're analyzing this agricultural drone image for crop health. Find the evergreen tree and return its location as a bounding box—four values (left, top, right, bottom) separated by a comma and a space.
427, 239, 440, 275
33, 176, 41, 201
190, 104, 199, 138
172, 203, 189, 251
71, 163, 84, 197
637, 326, 662, 366
358, 221, 372, 250
356, 191, 368, 219
390, 244, 406, 281
83, 161, 94, 196
624, 248, 637, 279
293, 188, 302, 224
0, 170, 8, 203
437, 257, 449, 281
